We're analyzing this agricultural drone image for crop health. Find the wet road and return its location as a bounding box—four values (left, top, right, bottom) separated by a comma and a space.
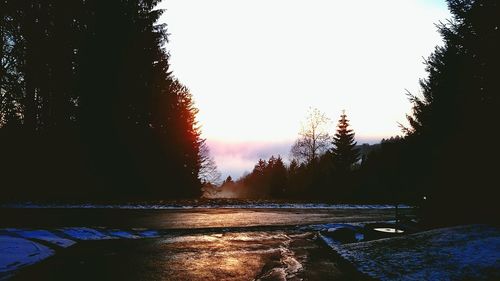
2, 207, 404, 280
0, 208, 402, 229
11, 231, 358, 281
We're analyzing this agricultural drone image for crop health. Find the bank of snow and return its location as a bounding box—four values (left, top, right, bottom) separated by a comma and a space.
0, 236, 54, 278
0, 227, 160, 279
6, 229, 75, 248
321, 224, 500, 281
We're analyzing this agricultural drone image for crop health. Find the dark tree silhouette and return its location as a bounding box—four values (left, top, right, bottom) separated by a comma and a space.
403, 0, 499, 225
199, 140, 222, 185
0, 0, 205, 201
331, 110, 359, 172
222, 176, 234, 186
267, 156, 288, 198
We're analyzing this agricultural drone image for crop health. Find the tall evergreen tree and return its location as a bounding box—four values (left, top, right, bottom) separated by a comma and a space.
268, 156, 287, 198
404, 0, 499, 224
0, 0, 205, 201
331, 110, 359, 172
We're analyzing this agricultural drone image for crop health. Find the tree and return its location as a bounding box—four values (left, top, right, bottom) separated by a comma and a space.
222, 176, 234, 186
291, 108, 331, 164
0, 0, 205, 201
233, 155, 288, 198
403, 0, 499, 224
198, 140, 221, 185
267, 155, 287, 198
331, 110, 359, 172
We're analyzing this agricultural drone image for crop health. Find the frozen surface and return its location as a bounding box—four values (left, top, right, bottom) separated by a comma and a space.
373, 227, 404, 233
0, 227, 163, 278
9, 231, 349, 281
60, 227, 114, 241
135, 230, 160, 238
156, 231, 311, 280
300, 223, 365, 242
300, 222, 363, 232
6, 229, 75, 248
321, 224, 500, 281
107, 230, 139, 239
0, 236, 54, 274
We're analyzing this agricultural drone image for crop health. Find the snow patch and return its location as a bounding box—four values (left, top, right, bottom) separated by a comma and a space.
300, 223, 363, 232
6, 229, 75, 248
0, 236, 54, 273
136, 230, 160, 238
321, 224, 500, 281
373, 227, 404, 234
60, 228, 114, 241
107, 230, 139, 239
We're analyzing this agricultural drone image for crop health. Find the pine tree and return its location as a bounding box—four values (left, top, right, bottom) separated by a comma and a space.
331, 110, 359, 172
403, 0, 499, 224
268, 156, 287, 198
0, 0, 205, 201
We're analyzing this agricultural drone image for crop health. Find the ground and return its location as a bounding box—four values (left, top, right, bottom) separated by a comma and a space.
321, 224, 500, 281
1, 205, 400, 280
2, 205, 498, 280
9, 231, 353, 281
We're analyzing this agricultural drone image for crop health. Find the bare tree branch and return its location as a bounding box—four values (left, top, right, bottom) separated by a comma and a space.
291, 108, 331, 164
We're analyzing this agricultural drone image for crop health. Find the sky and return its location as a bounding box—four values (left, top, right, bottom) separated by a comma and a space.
157, 0, 451, 179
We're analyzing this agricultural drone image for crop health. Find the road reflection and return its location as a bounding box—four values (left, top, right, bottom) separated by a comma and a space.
152, 231, 341, 280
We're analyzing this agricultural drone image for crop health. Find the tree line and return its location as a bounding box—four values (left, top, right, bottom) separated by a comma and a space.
215, 109, 366, 201
0, 0, 216, 201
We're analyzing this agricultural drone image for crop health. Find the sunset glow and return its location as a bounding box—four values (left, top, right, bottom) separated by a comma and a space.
158, 0, 451, 177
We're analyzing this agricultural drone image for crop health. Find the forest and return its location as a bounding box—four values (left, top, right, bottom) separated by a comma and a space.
1, 0, 498, 225
0, 0, 210, 201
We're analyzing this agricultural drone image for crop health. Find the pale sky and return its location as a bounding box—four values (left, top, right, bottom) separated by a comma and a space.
157, 0, 451, 179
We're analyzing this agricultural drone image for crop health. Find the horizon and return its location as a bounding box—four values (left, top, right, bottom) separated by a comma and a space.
158, 0, 451, 178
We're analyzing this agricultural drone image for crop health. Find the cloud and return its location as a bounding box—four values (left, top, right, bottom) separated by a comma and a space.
207, 140, 293, 179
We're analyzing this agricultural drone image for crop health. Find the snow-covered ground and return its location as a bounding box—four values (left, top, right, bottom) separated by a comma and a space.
0, 236, 54, 279
6, 229, 75, 248
60, 227, 116, 241
0, 227, 160, 279
2, 202, 410, 210
321, 224, 500, 281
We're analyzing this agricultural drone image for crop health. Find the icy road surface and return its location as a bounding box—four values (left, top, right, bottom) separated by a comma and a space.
11, 231, 356, 281
0, 207, 405, 229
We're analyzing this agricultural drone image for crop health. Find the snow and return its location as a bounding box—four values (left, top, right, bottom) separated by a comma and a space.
60, 228, 161, 240
321, 224, 500, 281
0, 227, 163, 278
5, 229, 75, 248
59, 227, 115, 241
0, 236, 54, 274
135, 230, 160, 238
299, 223, 364, 232
355, 233, 364, 242
373, 227, 404, 234
107, 230, 139, 239
2, 202, 411, 210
